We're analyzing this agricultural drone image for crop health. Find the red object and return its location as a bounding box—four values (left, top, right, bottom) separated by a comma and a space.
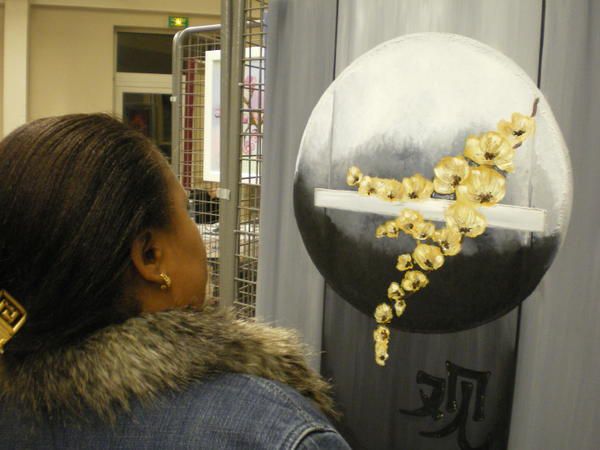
182, 58, 196, 189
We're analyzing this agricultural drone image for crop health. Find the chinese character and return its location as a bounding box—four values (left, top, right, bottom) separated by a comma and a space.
399, 360, 493, 450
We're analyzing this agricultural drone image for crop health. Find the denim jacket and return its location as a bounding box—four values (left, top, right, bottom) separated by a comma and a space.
0, 373, 350, 449
0, 306, 350, 449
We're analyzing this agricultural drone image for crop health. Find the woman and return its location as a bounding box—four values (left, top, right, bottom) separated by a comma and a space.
0, 114, 350, 449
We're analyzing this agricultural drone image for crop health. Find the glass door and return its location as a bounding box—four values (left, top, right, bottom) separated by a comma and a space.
114, 73, 172, 162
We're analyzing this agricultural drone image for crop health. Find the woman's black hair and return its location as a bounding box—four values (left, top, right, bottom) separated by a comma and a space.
0, 114, 173, 354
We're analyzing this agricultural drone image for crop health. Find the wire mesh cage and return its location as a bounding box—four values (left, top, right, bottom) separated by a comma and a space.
233, 0, 268, 318
172, 26, 222, 303
172, 1, 268, 317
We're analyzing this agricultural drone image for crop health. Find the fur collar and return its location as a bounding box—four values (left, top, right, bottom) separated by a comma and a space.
0, 305, 337, 422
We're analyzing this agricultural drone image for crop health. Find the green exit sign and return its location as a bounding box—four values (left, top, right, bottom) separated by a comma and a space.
168, 16, 189, 28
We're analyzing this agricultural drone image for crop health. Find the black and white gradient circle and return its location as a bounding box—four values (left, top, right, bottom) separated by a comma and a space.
294, 33, 572, 333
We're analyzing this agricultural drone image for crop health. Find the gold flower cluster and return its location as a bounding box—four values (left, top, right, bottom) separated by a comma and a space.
347, 101, 538, 366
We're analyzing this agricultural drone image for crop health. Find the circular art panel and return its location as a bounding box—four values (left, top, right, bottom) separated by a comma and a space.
294, 33, 572, 333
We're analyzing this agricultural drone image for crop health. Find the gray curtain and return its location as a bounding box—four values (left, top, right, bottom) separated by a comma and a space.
509, 1, 600, 447
255, 0, 337, 370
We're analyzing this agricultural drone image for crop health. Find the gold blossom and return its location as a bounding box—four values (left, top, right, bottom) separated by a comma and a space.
395, 254, 413, 272
433, 156, 471, 194
497, 112, 536, 146
394, 299, 407, 317
346, 166, 363, 186
445, 201, 487, 238
464, 131, 515, 173
376, 219, 408, 239
432, 227, 462, 256
411, 221, 435, 240
358, 176, 376, 196
395, 209, 424, 234
375, 340, 389, 366
387, 282, 405, 300
373, 325, 390, 342
402, 173, 434, 200
401, 270, 429, 292
384, 220, 400, 238
349, 104, 537, 368
413, 244, 445, 271
374, 303, 394, 324
374, 179, 404, 202
455, 166, 506, 207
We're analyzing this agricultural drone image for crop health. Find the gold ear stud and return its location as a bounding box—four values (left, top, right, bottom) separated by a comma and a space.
160, 273, 172, 291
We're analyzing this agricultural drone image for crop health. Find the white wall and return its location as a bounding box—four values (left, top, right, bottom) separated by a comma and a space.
29, 0, 220, 15
28, 5, 218, 121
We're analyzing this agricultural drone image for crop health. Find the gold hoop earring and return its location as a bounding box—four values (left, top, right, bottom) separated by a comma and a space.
160, 273, 172, 291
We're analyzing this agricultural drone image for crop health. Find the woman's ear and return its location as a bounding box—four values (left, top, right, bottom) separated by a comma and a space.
130, 230, 165, 284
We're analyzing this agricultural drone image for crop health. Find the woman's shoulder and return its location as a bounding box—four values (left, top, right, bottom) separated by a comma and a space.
181, 372, 327, 422
137, 372, 350, 449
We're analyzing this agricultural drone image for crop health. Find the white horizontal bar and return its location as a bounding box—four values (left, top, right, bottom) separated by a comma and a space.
314, 188, 546, 233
